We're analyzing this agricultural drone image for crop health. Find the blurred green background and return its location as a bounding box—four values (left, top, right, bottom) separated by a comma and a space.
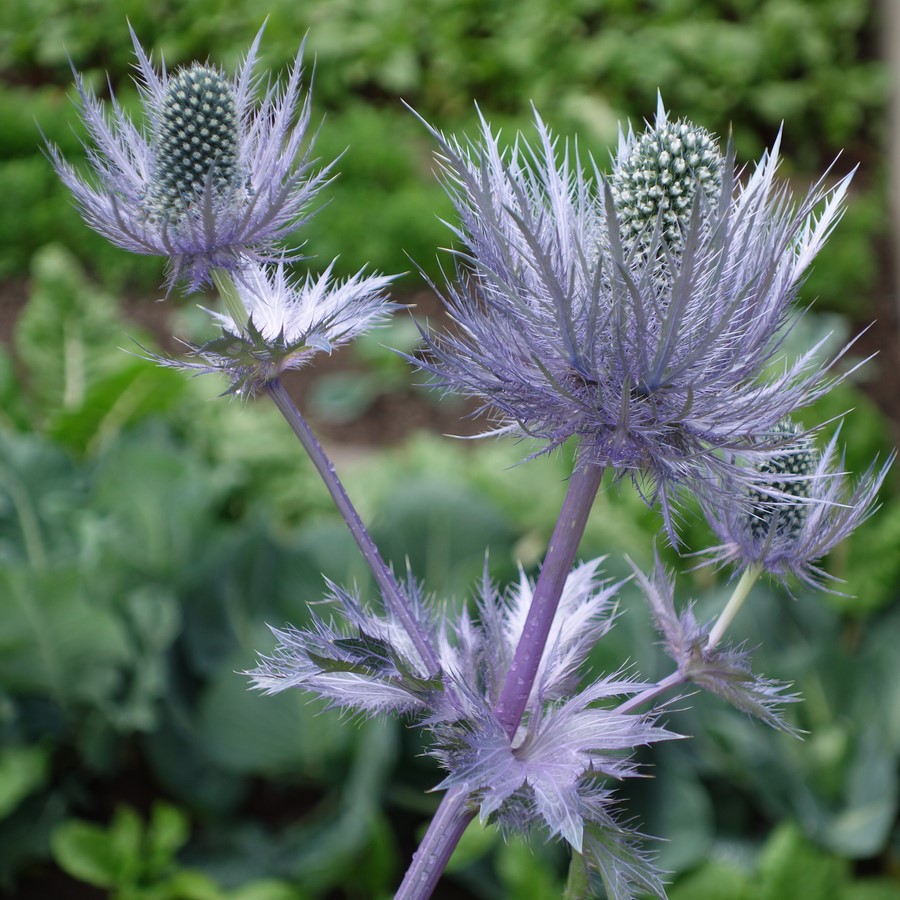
1, 1, 900, 898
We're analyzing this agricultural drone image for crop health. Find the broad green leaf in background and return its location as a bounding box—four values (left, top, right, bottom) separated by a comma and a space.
196, 645, 353, 779
0, 563, 130, 706
52, 806, 144, 890
371, 475, 516, 598
0, 744, 50, 820
13, 245, 185, 452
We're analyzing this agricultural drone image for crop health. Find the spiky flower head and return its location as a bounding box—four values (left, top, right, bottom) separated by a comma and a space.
249, 560, 674, 896
160, 261, 396, 394
700, 427, 893, 587
413, 104, 853, 534
612, 95, 723, 248
49, 26, 331, 290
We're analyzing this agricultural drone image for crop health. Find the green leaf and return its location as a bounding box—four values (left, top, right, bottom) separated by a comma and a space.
0, 428, 82, 566
495, 835, 565, 898
844, 880, 900, 900
820, 730, 897, 857
227, 880, 309, 900
0, 745, 50, 820
308, 373, 380, 425
758, 823, 850, 900
669, 861, 753, 900
196, 644, 353, 777
638, 747, 714, 873
145, 803, 191, 879
51, 808, 143, 890
14, 245, 153, 432
0, 563, 130, 706
443, 818, 499, 872
46, 361, 188, 455
370, 475, 515, 598
155, 869, 224, 900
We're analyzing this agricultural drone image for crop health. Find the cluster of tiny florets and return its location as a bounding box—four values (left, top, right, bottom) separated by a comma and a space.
145, 64, 242, 222
613, 118, 723, 245
747, 420, 817, 542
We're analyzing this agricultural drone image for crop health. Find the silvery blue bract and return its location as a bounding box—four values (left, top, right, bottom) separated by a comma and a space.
250, 560, 676, 897
173, 262, 397, 393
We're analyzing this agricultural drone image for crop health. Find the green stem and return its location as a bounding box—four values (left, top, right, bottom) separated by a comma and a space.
212, 268, 249, 331
706, 563, 763, 651
563, 851, 592, 899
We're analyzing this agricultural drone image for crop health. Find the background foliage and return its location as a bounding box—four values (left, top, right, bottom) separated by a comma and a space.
1, 1, 898, 898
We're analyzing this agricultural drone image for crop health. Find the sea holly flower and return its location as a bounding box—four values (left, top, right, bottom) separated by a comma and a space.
250, 560, 675, 895
632, 555, 799, 733
49, 26, 329, 290
414, 103, 853, 532
155, 261, 396, 394
700, 424, 893, 588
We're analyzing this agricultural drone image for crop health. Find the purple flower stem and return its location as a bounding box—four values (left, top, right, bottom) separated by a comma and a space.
266, 377, 440, 675
395, 458, 604, 899
394, 788, 474, 900
493, 459, 606, 737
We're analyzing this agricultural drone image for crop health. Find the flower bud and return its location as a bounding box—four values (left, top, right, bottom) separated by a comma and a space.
748, 421, 817, 542
613, 115, 723, 247
147, 65, 241, 222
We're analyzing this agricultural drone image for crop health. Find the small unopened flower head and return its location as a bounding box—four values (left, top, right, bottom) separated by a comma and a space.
632, 555, 799, 733
613, 97, 723, 247
747, 419, 817, 543
701, 427, 894, 587
49, 26, 330, 290
144, 64, 243, 223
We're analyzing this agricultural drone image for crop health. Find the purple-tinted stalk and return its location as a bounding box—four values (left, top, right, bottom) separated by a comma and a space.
266, 378, 440, 675
493, 460, 606, 736
395, 458, 605, 898
394, 788, 473, 900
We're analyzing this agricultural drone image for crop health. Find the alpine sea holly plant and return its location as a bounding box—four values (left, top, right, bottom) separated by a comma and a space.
50, 27, 891, 900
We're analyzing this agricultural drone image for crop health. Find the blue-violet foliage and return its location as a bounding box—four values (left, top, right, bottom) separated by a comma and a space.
250, 560, 677, 898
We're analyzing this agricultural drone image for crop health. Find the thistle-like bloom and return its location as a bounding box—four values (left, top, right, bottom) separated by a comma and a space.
49, 26, 329, 290
163, 261, 396, 393
632, 555, 798, 733
699, 425, 893, 588
415, 98, 852, 530
250, 560, 675, 897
